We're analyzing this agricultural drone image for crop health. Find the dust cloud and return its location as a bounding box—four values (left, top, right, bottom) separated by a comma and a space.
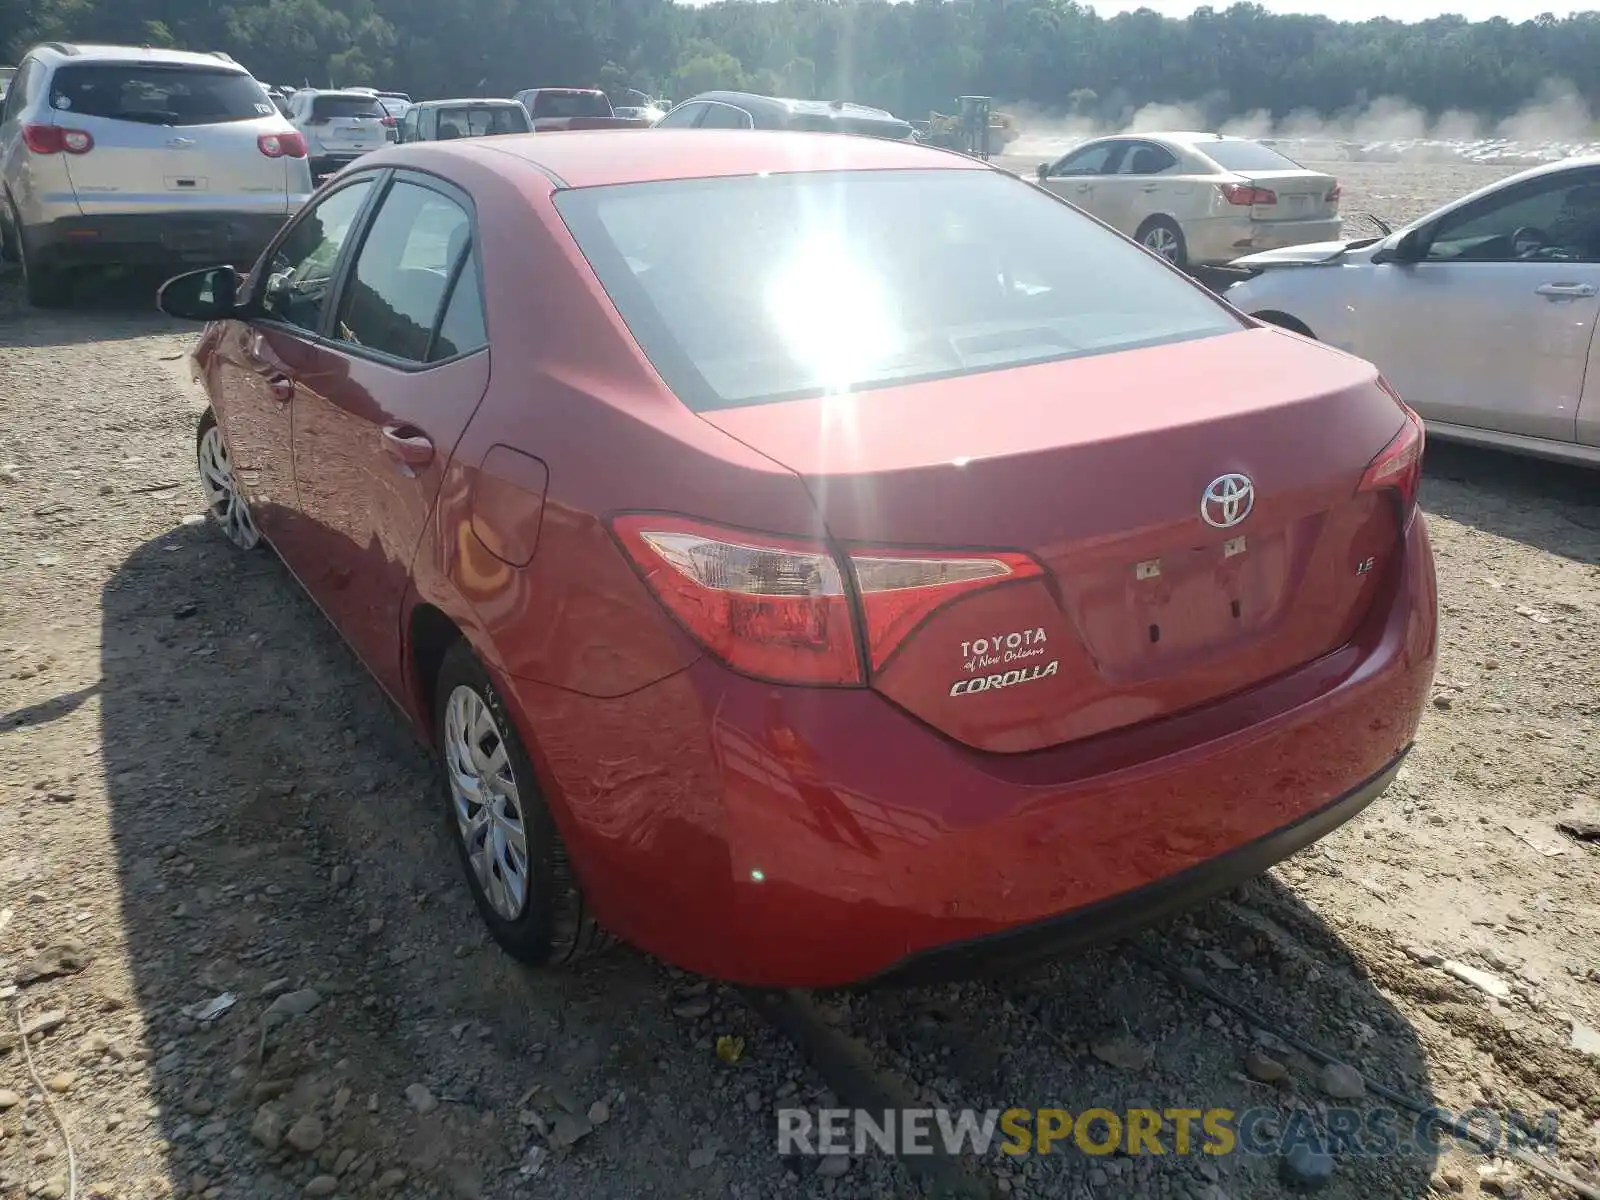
1006, 79, 1600, 165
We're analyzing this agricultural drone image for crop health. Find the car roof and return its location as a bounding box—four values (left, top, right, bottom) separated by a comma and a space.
420, 98, 523, 109
686, 90, 904, 124
27, 42, 245, 70
372, 128, 984, 189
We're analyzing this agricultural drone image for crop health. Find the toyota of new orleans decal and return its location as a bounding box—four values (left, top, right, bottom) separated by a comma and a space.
949, 628, 1059, 697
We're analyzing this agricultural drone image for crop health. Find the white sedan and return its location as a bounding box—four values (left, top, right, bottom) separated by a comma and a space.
1034, 132, 1342, 268
1224, 156, 1600, 467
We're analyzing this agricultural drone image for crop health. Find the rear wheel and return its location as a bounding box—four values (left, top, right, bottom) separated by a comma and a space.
1137, 216, 1188, 269
435, 641, 611, 967
0, 199, 17, 265
17, 223, 71, 309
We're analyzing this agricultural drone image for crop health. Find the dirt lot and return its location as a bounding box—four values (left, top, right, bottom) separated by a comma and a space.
2, 160, 1599, 1200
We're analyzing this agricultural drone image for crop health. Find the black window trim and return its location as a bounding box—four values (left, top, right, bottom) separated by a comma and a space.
1053, 138, 1128, 177
1416, 165, 1600, 264
698, 100, 754, 129
1120, 140, 1179, 176
246, 168, 387, 341
321, 167, 488, 372
658, 101, 707, 128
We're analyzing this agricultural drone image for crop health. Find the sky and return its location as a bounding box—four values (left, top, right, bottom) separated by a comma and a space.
675, 0, 1579, 19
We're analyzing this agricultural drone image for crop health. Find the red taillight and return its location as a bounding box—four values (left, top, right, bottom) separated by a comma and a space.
850, 550, 1043, 671
1220, 182, 1276, 206
1326, 182, 1342, 204
379, 115, 397, 127
23, 124, 93, 155
612, 515, 860, 685
1359, 382, 1426, 516
611, 515, 1044, 685
258, 131, 308, 158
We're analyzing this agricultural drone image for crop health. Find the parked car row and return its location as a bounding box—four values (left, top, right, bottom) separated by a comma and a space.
0, 43, 312, 306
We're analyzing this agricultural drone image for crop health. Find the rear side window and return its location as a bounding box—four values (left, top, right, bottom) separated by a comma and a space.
1202, 140, 1304, 172
48, 65, 274, 126
531, 91, 609, 119
555, 168, 1242, 411
310, 94, 385, 121
432, 254, 487, 361
334, 180, 473, 363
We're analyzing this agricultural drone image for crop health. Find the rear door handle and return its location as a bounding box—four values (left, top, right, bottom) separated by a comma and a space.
380, 425, 434, 468
1140, 184, 1159, 192
1535, 282, 1597, 298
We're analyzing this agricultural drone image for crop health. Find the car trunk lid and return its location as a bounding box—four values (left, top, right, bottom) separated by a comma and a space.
306, 94, 388, 152
60, 114, 291, 216
700, 328, 1409, 753
45, 61, 291, 217
1235, 169, 1339, 221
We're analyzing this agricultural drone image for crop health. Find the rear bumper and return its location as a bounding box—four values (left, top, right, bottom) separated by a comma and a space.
27, 211, 290, 272
309, 152, 369, 179
1187, 215, 1345, 266
500, 515, 1437, 988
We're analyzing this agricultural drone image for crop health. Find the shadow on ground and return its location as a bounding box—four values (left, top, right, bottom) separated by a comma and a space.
0, 266, 187, 348
96, 524, 826, 1199
1422, 440, 1600, 564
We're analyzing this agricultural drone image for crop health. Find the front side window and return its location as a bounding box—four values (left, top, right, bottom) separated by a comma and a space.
1052, 141, 1125, 177
1425, 171, 1600, 263
697, 103, 752, 130
48, 65, 274, 126
333, 180, 473, 362
655, 102, 704, 129
555, 168, 1242, 411
1122, 144, 1178, 175
259, 179, 375, 332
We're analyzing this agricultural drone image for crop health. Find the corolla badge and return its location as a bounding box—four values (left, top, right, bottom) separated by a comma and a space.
1201, 473, 1254, 529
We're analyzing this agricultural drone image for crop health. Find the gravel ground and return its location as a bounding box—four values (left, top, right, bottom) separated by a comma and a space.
2, 159, 1599, 1200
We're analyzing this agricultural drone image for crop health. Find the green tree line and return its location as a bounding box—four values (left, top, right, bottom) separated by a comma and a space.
4, 0, 1598, 125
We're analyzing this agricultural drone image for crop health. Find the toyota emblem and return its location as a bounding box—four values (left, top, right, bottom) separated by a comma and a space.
1201, 473, 1254, 529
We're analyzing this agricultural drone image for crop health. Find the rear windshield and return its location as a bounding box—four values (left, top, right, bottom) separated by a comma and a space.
311, 94, 386, 120
531, 91, 610, 118
435, 106, 529, 137
48, 65, 275, 126
555, 169, 1242, 411
1203, 140, 1304, 172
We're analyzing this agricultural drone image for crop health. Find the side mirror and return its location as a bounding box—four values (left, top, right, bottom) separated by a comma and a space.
1372, 228, 1421, 265
158, 266, 239, 321
1035, 163, 1049, 181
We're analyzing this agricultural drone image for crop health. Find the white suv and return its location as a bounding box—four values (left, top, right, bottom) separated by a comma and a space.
0, 42, 311, 307
285, 89, 396, 181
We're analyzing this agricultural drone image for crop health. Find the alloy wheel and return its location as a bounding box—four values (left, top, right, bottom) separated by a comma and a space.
444, 685, 531, 921
197, 422, 261, 549
1143, 226, 1181, 261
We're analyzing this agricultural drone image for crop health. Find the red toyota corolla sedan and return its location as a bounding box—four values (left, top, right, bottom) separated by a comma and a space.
158, 130, 1437, 988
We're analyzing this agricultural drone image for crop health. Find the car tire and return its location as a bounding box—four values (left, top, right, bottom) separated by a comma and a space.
17, 224, 71, 308
1137, 216, 1188, 269
0, 200, 17, 266
434, 640, 612, 967
196, 410, 264, 551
